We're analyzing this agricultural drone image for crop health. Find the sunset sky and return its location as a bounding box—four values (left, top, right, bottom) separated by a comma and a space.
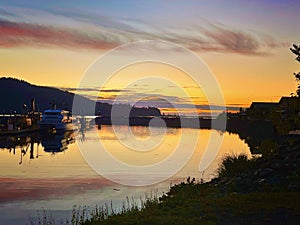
1, 0, 300, 114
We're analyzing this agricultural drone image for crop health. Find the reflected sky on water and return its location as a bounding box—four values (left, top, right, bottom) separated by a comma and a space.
0, 126, 250, 224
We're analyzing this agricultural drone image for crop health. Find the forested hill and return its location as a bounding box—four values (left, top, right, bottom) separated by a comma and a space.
0, 77, 161, 117
0, 77, 79, 113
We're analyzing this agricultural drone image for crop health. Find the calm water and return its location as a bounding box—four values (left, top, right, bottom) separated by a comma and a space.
0, 126, 250, 224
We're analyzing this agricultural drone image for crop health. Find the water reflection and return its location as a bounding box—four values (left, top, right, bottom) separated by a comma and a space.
41, 131, 75, 153
0, 126, 251, 177
0, 133, 38, 164
0, 126, 251, 225
0, 130, 76, 164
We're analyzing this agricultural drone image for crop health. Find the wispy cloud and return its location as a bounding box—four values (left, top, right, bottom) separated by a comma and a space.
204, 25, 261, 55
59, 87, 100, 92
0, 19, 120, 49
60, 87, 133, 93
56, 83, 239, 111
202, 24, 288, 55
91, 89, 235, 113
57, 84, 238, 113
0, 6, 287, 55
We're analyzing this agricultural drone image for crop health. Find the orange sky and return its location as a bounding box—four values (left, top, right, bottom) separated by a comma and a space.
1, 46, 298, 108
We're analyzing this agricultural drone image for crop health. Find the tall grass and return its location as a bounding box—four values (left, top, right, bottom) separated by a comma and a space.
28, 193, 160, 225
28, 208, 57, 225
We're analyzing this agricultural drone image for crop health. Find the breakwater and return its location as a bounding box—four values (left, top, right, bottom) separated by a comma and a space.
95, 116, 214, 129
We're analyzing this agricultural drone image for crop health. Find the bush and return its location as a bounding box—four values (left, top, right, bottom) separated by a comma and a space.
217, 153, 253, 178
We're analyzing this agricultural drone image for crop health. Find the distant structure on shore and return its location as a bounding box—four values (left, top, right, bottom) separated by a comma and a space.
224, 96, 300, 135
0, 98, 40, 134
226, 97, 299, 120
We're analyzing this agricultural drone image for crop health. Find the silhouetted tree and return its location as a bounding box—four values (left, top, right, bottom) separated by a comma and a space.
290, 44, 300, 97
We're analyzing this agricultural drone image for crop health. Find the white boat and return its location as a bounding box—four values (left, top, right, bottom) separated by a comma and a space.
39, 109, 75, 131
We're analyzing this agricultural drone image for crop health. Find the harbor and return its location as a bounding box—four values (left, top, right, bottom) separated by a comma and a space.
0, 98, 40, 135
0, 96, 216, 136
0, 99, 80, 135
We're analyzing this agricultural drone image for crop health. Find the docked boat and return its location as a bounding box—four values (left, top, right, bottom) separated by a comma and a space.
39, 109, 76, 131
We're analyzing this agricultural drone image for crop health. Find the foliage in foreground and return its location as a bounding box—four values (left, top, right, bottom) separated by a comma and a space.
290, 44, 300, 96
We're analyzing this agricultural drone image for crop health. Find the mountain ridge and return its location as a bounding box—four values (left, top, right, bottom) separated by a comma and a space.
0, 77, 161, 117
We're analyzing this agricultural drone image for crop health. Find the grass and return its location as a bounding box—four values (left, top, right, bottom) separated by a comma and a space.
28, 195, 158, 225
28, 208, 55, 225
81, 183, 300, 225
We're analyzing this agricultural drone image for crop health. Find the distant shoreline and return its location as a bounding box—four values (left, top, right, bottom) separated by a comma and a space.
95, 116, 215, 129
